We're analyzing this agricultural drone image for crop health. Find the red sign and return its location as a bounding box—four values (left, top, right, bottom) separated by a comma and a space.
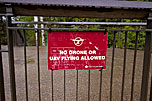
47, 31, 107, 70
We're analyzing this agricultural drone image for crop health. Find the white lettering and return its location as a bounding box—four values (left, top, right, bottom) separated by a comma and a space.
49, 56, 60, 60
81, 56, 103, 60
61, 56, 79, 60
88, 50, 96, 54
59, 50, 67, 55
69, 50, 87, 55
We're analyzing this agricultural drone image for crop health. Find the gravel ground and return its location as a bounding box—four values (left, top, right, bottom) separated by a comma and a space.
2, 46, 152, 101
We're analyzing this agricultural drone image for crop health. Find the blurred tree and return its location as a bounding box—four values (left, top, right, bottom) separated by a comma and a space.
0, 16, 7, 45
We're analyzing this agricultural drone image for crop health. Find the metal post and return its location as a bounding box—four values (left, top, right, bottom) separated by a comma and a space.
64, 70, 66, 101
150, 74, 152, 101
130, 32, 138, 101
51, 71, 54, 101
23, 30, 28, 101
110, 31, 116, 101
121, 31, 128, 101
6, 5, 17, 101
140, 12, 152, 101
37, 30, 41, 101
99, 69, 103, 101
76, 70, 78, 101
0, 17, 5, 101
88, 70, 90, 101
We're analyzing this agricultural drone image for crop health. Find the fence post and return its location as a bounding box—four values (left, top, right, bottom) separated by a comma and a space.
6, 5, 17, 101
0, 17, 5, 101
150, 74, 152, 101
140, 12, 152, 101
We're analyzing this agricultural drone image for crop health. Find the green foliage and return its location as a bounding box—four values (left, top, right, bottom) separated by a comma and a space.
0, 20, 7, 45
14, 16, 36, 45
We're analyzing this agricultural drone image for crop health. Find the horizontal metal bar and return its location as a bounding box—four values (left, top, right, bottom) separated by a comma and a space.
8, 27, 152, 32
0, 49, 8, 52
0, 13, 13, 16
12, 21, 147, 26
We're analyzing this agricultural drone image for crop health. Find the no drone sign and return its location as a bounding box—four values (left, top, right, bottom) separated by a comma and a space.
47, 31, 107, 70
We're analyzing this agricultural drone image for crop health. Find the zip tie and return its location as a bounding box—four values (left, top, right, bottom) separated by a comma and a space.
49, 27, 52, 33
104, 29, 107, 35
50, 67, 53, 71
99, 66, 104, 71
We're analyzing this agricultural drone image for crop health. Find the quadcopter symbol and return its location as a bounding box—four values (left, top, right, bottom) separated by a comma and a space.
71, 37, 85, 46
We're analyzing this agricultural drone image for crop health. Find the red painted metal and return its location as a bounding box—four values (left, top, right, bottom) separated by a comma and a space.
47, 31, 107, 70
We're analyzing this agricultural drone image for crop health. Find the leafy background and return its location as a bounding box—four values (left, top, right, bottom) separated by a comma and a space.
0, 13, 147, 50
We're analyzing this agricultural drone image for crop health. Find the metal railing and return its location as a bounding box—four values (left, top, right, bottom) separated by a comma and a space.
0, 21, 152, 101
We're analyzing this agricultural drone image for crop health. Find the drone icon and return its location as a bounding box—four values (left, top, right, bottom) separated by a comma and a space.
71, 37, 85, 46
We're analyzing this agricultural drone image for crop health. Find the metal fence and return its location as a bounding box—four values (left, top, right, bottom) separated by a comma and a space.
0, 17, 152, 101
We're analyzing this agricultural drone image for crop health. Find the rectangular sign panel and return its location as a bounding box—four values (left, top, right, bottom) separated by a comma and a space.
47, 31, 107, 70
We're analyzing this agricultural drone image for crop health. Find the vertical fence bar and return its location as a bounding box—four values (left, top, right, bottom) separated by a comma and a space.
6, 15, 17, 101
64, 70, 66, 101
0, 41, 5, 101
51, 70, 54, 101
23, 30, 28, 101
150, 74, 152, 101
121, 31, 127, 101
76, 70, 78, 101
140, 15, 152, 101
88, 70, 90, 101
130, 31, 138, 101
36, 30, 41, 101
99, 69, 103, 101
0, 19, 5, 101
110, 31, 116, 101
